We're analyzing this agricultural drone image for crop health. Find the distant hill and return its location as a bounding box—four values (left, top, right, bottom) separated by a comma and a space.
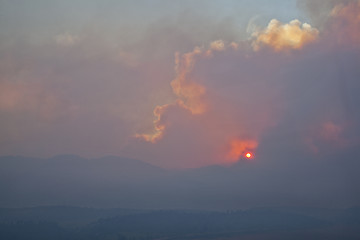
0, 155, 166, 208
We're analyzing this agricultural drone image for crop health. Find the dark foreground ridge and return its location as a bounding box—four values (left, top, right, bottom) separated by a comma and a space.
0, 206, 360, 240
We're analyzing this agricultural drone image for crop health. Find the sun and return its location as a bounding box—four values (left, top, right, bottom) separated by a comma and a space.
245, 152, 252, 158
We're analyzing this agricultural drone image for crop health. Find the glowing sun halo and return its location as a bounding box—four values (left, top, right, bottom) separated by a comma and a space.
245, 152, 252, 158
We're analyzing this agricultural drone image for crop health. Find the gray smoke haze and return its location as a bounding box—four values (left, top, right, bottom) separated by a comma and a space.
0, 0, 360, 209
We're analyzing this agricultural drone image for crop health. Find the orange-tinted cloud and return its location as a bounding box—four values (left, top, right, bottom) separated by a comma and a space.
0, 81, 58, 119
0, 81, 26, 110
137, 40, 232, 143
226, 138, 258, 163
305, 121, 348, 154
170, 47, 207, 115
209, 40, 226, 51
252, 19, 319, 51
321, 121, 343, 142
135, 103, 170, 143
328, 0, 360, 46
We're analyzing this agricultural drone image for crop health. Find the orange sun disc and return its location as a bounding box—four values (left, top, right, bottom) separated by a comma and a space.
245, 152, 252, 158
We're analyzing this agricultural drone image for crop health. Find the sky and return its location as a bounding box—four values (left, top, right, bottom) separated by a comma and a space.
0, 0, 360, 169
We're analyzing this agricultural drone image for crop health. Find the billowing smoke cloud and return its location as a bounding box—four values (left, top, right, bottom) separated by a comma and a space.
1, 0, 359, 169
135, 39, 264, 164
251, 19, 319, 51
135, 18, 319, 162
134, 0, 360, 167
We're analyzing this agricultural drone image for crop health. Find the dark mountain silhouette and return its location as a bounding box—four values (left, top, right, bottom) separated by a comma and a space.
0, 155, 359, 209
